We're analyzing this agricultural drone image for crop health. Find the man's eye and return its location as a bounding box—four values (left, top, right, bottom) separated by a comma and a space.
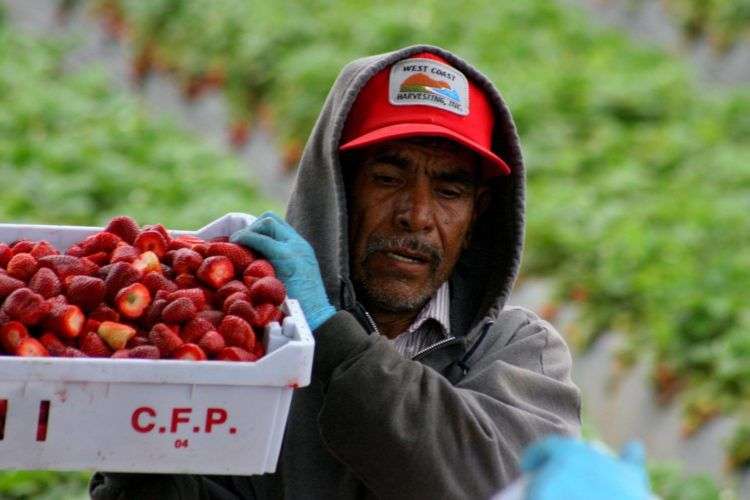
436, 187, 462, 199
374, 175, 401, 186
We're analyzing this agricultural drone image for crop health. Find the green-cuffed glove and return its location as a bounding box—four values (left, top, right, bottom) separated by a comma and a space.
521, 436, 652, 500
230, 212, 336, 331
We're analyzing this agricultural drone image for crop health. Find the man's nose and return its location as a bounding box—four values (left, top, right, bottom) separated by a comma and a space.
394, 180, 435, 232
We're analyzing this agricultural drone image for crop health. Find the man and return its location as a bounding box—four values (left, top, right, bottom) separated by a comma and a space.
91, 45, 581, 499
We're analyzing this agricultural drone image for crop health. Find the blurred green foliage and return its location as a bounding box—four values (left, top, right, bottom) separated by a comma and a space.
0, 10, 276, 230
649, 462, 728, 500
0, 470, 89, 499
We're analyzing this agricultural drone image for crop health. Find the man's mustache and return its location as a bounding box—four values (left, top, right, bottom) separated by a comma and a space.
364, 235, 443, 270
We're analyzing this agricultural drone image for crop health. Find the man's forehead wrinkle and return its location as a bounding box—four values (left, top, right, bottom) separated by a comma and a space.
366, 146, 476, 177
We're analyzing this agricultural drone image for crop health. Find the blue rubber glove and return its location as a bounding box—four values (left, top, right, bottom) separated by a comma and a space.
230, 212, 336, 331
521, 436, 651, 500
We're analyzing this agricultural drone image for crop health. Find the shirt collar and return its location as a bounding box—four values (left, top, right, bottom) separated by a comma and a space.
405, 281, 451, 337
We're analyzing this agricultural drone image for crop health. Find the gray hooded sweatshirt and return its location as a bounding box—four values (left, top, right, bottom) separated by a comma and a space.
90, 44, 581, 500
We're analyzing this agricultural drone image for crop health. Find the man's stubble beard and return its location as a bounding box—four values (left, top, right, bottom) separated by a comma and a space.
352, 235, 445, 314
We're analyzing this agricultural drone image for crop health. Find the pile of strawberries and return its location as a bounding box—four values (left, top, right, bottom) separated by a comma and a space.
0, 216, 286, 362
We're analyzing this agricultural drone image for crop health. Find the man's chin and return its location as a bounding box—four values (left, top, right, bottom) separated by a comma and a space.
356, 279, 433, 313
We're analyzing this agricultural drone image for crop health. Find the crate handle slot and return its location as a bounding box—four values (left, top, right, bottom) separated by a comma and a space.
0, 399, 7, 440
36, 400, 50, 442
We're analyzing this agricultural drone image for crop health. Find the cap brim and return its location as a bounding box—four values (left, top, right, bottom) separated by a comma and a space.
339, 123, 511, 176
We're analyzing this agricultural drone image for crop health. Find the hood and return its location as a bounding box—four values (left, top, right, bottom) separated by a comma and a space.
286, 45, 525, 337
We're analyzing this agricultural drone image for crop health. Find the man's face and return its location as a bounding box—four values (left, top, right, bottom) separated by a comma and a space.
346, 138, 487, 314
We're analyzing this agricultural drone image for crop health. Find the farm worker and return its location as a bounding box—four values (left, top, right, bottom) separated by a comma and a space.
91, 45, 581, 499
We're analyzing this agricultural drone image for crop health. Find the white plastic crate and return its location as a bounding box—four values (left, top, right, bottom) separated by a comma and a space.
0, 213, 315, 475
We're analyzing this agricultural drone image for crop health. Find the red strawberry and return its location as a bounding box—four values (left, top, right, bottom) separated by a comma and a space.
201, 286, 217, 307
16, 338, 49, 357
45, 294, 68, 307
0, 321, 29, 353
198, 330, 225, 355
172, 343, 207, 361
223, 291, 251, 313
97, 321, 136, 350
3, 288, 50, 325
142, 224, 171, 242
11, 240, 34, 255
28, 268, 62, 298
154, 289, 171, 301
174, 273, 198, 289
30, 241, 59, 259
192, 243, 209, 257
89, 304, 119, 322
38, 255, 96, 279
110, 244, 139, 264
39, 332, 67, 357
84, 318, 101, 334
111, 349, 131, 359
249, 277, 286, 306
115, 283, 152, 319
216, 346, 256, 362
172, 248, 203, 274
218, 315, 256, 351
172, 342, 208, 361
104, 262, 141, 301
197, 256, 235, 289
0, 274, 25, 299
251, 303, 279, 329
134, 230, 167, 258
196, 309, 224, 327
61, 347, 87, 358
207, 242, 254, 273
142, 298, 168, 326
226, 300, 256, 324
85, 251, 110, 266
161, 297, 197, 323
46, 304, 85, 338
149, 323, 183, 356
105, 216, 140, 244
252, 341, 266, 359
167, 288, 206, 310
80, 330, 112, 357
242, 259, 276, 287
162, 263, 176, 277
6, 253, 38, 281
141, 272, 177, 295
210, 236, 230, 243
66, 245, 85, 257
81, 231, 121, 254
132, 251, 161, 275
168, 235, 205, 251
217, 280, 249, 304
129, 345, 160, 359
66, 275, 106, 311
0, 243, 13, 267
181, 317, 213, 343
126, 335, 150, 349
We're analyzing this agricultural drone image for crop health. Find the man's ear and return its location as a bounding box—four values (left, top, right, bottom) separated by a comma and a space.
473, 185, 491, 221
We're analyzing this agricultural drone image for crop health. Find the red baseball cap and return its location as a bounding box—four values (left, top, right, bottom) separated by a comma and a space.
339, 52, 510, 176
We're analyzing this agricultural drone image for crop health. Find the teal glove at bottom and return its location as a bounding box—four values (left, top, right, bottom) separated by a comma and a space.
230, 212, 336, 331
521, 437, 651, 500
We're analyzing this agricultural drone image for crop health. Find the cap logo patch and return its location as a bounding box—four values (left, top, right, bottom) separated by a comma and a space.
389, 57, 469, 116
